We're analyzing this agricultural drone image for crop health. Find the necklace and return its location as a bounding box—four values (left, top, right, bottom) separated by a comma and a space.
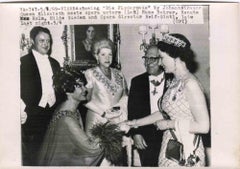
170, 73, 191, 101
100, 67, 111, 80
150, 76, 164, 95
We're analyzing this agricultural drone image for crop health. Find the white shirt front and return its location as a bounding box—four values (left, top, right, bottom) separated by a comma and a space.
149, 73, 165, 114
32, 49, 56, 107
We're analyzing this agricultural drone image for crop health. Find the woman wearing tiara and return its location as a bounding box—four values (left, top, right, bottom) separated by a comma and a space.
126, 33, 210, 167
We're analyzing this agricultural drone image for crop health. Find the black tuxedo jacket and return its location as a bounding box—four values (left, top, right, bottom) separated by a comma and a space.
20, 52, 61, 135
128, 71, 173, 143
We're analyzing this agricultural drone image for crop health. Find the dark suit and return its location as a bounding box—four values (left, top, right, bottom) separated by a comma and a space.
20, 52, 61, 165
128, 71, 172, 166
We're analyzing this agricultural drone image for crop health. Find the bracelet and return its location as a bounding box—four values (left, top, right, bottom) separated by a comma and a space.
101, 112, 106, 118
133, 119, 138, 128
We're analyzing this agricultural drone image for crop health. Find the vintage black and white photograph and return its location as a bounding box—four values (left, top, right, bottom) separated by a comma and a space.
19, 4, 211, 167
0, 2, 240, 169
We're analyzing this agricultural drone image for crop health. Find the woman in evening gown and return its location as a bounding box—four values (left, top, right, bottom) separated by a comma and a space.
37, 68, 103, 166
84, 38, 128, 133
126, 33, 210, 167
84, 38, 129, 166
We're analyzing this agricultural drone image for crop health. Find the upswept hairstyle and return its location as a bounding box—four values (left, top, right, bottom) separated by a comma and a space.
158, 33, 198, 73
29, 26, 53, 54
92, 38, 115, 58
53, 67, 87, 101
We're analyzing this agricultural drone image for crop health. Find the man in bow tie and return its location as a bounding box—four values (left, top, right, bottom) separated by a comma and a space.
21, 26, 61, 165
128, 45, 172, 166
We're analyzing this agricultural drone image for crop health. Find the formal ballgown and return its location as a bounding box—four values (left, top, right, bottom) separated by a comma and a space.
84, 66, 128, 133
37, 110, 103, 166
158, 75, 206, 167
84, 66, 128, 166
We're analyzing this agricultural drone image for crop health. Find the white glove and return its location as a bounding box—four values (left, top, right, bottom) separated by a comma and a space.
20, 99, 27, 124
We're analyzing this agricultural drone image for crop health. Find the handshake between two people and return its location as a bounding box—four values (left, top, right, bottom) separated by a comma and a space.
103, 107, 172, 133
101, 106, 134, 133
118, 119, 174, 134
117, 120, 137, 133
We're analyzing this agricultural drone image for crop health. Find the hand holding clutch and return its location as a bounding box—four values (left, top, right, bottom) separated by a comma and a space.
102, 106, 122, 119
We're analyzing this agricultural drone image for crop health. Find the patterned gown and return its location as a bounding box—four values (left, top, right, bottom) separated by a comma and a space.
84, 66, 128, 166
158, 75, 206, 167
84, 66, 128, 134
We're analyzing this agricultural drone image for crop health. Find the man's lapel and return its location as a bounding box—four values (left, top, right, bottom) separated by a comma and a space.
143, 72, 151, 115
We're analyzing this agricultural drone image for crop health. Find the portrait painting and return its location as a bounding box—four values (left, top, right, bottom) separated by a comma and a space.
69, 24, 119, 70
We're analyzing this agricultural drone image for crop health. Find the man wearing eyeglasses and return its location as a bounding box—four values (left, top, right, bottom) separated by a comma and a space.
128, 45, 172, 166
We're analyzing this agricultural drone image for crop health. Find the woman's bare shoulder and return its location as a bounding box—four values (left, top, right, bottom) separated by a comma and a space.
184, 75, 204, 95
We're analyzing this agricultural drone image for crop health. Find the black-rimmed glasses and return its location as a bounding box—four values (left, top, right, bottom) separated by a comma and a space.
142, 56, 161, 62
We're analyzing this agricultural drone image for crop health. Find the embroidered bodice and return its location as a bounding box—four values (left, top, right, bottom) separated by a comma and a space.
161, 75, 195, 121
85, 66, 126, 111
49, 110, 82, 129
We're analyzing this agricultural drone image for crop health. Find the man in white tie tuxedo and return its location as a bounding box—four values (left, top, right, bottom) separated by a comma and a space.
128, 45, 172, 166
21, 26, 61, 165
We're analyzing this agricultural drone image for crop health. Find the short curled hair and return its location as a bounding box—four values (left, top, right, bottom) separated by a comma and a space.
92, 38, 115, 58
158, 33, 198, 73
53, 67, 87, 101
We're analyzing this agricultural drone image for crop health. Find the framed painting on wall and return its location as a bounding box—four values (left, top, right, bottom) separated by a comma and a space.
65, 24, 120, 70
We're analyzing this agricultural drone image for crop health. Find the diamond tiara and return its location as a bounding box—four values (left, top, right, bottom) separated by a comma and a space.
162, 34, 187, 48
